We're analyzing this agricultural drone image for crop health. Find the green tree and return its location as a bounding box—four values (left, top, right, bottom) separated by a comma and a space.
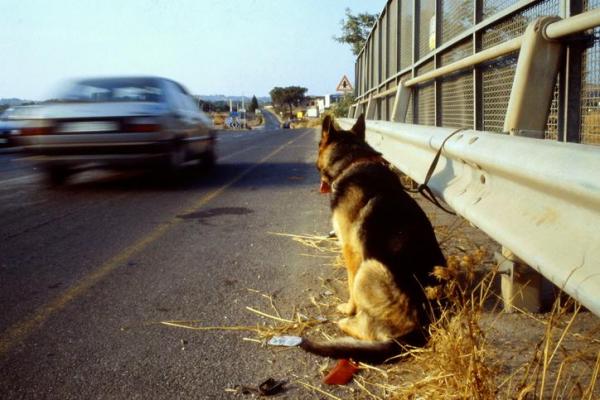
334, 8, 378, 56
332, 94, 355, 118
248, 95, 259, 113
269, 86, 307, 118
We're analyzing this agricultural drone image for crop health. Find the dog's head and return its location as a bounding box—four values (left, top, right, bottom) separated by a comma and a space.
316, 114, 366, 194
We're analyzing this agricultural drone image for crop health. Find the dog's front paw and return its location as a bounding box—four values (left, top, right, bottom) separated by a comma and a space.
336, 302, 356, 315
337, 317, 350, 331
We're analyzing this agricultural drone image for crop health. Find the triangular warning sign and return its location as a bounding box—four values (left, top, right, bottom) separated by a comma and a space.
336, 75, 353, 93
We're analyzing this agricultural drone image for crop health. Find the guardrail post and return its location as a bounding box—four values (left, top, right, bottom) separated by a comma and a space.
365, 95, 376, 120
499, 16, 564, 313
562, 0, 584, 143
503, 16, 563, 137
390, 82, 412, 122
347, 105, 356, 119
496, 249, 545, 312
353, 103, 362, 119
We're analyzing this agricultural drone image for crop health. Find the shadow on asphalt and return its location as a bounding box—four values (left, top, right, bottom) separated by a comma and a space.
43, 162, 321, 193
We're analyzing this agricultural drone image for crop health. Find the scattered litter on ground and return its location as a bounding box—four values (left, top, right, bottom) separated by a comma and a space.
323, 359, 360, 385
236, 378, 288, 396
267, 335, 302, 347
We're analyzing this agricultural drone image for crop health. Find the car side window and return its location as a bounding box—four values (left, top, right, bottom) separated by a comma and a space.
163, 81, 186, 112
181, 93, 199, 113
164, 81, 200, 115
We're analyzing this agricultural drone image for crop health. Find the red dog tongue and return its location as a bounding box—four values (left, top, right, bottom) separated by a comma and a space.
319, 181, 331, 194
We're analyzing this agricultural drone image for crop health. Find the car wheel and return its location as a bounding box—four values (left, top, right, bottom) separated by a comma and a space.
45, 166, 72, 186
198, 148, 216, 170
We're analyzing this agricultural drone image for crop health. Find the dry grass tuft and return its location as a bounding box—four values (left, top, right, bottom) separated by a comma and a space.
268, 232, 340, 254
269, 232, 343, 268
500, 298, 600, 400
380, 250, 498, 399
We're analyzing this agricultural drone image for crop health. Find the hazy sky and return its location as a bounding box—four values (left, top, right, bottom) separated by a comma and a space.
1, 1, 383, 100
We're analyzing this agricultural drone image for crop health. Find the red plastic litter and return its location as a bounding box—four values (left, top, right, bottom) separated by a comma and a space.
323, 359, 359, 385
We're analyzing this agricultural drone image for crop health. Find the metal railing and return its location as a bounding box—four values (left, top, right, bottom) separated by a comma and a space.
351, 0, 600, 145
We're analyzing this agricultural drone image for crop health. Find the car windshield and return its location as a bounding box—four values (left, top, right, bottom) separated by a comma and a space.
55, 78, 163, 103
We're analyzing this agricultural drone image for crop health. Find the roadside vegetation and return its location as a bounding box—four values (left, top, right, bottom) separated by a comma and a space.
331, 94, 354, 118
334, 8, 378, 56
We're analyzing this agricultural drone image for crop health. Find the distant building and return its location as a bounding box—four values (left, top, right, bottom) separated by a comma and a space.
300, 94, 348, 118
325, 94, 344, 108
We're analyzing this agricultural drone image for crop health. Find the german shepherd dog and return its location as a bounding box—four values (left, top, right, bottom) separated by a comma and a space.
299, 114, 446, 363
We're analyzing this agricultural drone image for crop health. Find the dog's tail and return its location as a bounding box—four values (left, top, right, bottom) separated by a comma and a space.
299, 330, 427, 364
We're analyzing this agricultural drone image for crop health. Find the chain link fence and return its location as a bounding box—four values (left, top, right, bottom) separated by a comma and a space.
354, 0, 600, 145
582, 0, 600, 144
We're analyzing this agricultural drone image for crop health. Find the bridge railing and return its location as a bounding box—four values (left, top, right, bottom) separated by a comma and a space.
351, 0, 600, 145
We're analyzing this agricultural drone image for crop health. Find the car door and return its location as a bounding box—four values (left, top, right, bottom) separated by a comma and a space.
175, 85, 213, 155
162, 80, 190, 141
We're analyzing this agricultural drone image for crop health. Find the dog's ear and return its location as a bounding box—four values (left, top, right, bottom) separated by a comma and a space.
351, 114, 366, 141
321, 115, 336, 143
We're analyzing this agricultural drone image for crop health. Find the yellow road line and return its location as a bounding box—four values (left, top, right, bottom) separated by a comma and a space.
0, 130, 313, 357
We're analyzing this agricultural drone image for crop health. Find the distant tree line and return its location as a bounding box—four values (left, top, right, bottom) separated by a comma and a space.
199, 100, 230, 113
270, 86, 307, 118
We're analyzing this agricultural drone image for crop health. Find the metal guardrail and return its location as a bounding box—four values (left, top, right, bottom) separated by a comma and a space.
337, 118, 600, 317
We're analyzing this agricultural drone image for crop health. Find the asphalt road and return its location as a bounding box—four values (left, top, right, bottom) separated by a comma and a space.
0, 126, 336, 399
260, 107, 281, 130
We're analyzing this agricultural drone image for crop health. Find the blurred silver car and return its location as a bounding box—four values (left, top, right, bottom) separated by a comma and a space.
16, 76, 216, 184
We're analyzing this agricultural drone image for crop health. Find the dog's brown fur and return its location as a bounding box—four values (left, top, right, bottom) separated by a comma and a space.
300, 115, 446, 363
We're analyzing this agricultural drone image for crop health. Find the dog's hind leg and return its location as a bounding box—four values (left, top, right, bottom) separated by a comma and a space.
352, 259, 418, 340
337, 242, 361, 315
